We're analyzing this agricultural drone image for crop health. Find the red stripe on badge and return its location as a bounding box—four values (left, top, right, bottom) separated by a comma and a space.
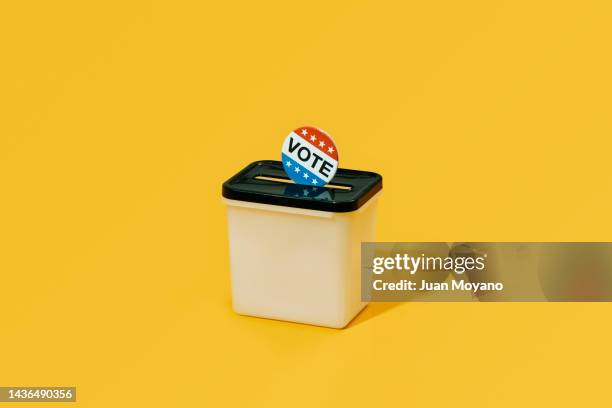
295, 126, 338, 161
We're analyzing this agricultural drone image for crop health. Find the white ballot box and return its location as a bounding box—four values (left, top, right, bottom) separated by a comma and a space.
222, 160, 382, 328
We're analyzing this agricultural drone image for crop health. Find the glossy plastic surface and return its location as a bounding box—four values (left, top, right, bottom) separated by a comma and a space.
222, 160, 382, 212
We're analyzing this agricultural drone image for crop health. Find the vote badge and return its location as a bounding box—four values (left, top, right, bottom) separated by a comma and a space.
281, 126, 339, 186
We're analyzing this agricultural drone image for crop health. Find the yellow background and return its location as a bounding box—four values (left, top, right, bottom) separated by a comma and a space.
1, 1, 611, 406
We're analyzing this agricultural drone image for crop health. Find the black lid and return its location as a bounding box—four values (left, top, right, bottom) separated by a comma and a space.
222, 160, 382, 212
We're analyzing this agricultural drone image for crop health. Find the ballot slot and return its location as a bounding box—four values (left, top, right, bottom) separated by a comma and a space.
254, 175, 352, 191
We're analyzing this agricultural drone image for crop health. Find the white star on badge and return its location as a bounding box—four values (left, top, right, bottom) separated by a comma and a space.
286, 161, 292, 167
312, 179, 318, 185
327, 147, 334, 154
303, 189, 309, 196
310, 135, 316, 142
301, 129, 308, 136
319, 141, 325, 148
295, 167, 300, 173
303, 173, 309, 179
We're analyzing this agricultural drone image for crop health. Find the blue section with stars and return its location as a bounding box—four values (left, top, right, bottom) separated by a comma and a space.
282, 153, 327, 187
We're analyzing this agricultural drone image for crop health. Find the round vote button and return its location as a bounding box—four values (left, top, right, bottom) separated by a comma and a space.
281, 126, 339, 186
